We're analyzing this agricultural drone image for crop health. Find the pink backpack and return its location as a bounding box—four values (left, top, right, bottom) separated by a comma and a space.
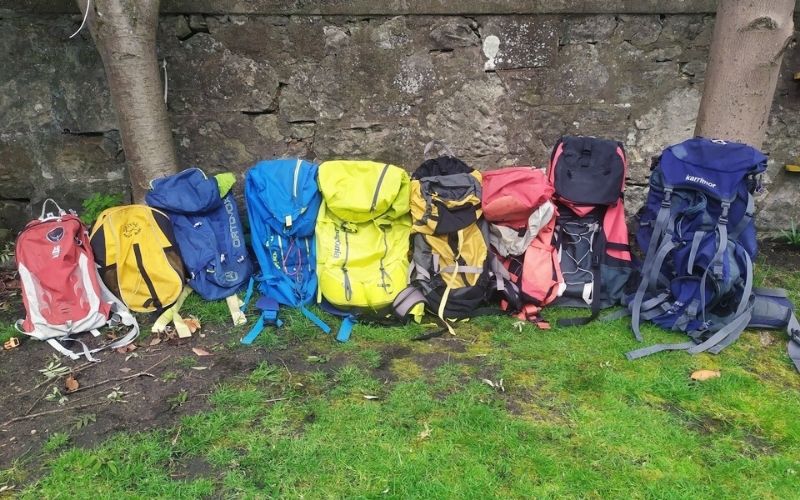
15, 200, 138, 361
482, 167, 564, 326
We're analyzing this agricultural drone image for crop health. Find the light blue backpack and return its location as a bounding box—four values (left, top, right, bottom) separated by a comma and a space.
242, 159, 329, 343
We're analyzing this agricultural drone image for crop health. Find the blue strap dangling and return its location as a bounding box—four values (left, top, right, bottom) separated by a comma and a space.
240, 275, 257, 312
300, 304, 331, 334
336, 315, 357, 342
241, 296, 282, 345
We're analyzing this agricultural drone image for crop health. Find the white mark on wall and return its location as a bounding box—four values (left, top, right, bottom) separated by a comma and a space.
483, 35, 500, 71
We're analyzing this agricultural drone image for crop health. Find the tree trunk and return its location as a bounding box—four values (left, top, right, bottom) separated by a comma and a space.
694, 0, 794, 149
78, 0, 177, 202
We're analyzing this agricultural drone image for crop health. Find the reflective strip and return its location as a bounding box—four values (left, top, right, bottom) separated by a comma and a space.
293, 158, 302, 198
439, 265, 484, 275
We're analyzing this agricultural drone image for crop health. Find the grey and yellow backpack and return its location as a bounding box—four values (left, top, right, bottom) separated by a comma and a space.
393, 142, 514, 331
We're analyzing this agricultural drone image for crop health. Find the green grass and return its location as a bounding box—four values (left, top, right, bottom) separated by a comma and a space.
0, 323, 20, 345
7, 268, 800, 498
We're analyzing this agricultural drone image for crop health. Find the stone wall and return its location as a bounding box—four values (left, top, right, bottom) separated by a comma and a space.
1, 3, 799, 236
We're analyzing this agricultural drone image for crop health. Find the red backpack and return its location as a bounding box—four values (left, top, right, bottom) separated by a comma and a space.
547, 136, 633, 325
15, 200, 138, 361
482, 167, 564, 327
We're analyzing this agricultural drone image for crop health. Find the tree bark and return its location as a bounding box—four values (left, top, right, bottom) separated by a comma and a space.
695, 0, 794, 149
78, 0, 178, 201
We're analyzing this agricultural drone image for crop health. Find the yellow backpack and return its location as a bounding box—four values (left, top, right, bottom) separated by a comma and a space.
90, 205, 185, 313
316, 161, 411, 339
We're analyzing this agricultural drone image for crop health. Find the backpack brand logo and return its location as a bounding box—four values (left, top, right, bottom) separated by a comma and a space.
46, 227, 64, 243
121, 222, 141, 238
333, 229, 341, 259
224, 197, 241, 248
224, 271, 239, 282
685, 175, 717, 189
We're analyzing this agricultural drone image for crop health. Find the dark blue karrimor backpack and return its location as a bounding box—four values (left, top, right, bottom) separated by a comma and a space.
242, 159, 330, 344
146, 168, 253, 306
626, 137, 800, 372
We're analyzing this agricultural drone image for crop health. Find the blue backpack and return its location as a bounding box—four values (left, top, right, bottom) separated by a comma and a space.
625, 137, 800, 371
145, 168, 253, 302
242, 159, 330, 344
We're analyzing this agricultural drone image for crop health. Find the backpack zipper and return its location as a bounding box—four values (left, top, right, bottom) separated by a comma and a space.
378, 226, 390, 292
341, 230, 352, 301
370, 164, 390, 212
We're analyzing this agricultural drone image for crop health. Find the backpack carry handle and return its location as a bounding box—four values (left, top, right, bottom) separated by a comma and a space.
423, 140, 455, 160
39, 199, 66, 221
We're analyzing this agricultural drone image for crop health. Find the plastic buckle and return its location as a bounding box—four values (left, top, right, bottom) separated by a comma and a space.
3, 337, 20, 350
790, 328, 800, 345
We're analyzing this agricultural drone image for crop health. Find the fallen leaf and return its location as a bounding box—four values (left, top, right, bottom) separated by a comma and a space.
119, 367, 132, 373
192, 347, 211, 357
116, 344, 137, 354
191, 366, 208, 371
65, 375, 79, 393
149, 337, 162, 346
418, 422, 432, 440
362, 395, 379, 400
185, 316, 201, 334
691, 369, 721, 381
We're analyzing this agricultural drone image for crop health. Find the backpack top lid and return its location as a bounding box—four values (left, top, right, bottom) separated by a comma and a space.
482, 166, 553, 229
660, 137, 767, 201
410, 154, 483, 235
146, 168, 222, 214
247, 158, 321, 236
318, 160, 410, 224
412, 155, 473, 180
549, 135, 626, 206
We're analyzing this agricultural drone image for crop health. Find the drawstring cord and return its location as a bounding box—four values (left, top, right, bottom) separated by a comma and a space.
162, 59, 168, 104
70, 0, 91, 39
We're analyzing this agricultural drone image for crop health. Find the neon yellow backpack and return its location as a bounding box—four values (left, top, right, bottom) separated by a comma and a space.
316, 160, 411, 340
90, 205, 186, 313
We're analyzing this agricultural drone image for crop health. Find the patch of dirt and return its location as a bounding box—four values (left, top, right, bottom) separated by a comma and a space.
741, 433, 776, 458
758, 239, 800, 270
0, 329, 265, 469
658, 403, 730, 435
168, 455, 219, 482
370, 345, 412, 382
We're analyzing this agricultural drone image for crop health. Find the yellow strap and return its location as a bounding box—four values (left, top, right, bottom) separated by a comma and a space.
410, 303, 425, 324
173, 310, 191, 338
436, 229, 463, 335
226, 295, 247, 326
151, 286, 193, 335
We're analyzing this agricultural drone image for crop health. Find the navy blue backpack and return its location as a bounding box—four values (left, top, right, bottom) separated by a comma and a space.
242, 159, 330, 344
146, 168, 253, 303
626, 138, 800, 371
